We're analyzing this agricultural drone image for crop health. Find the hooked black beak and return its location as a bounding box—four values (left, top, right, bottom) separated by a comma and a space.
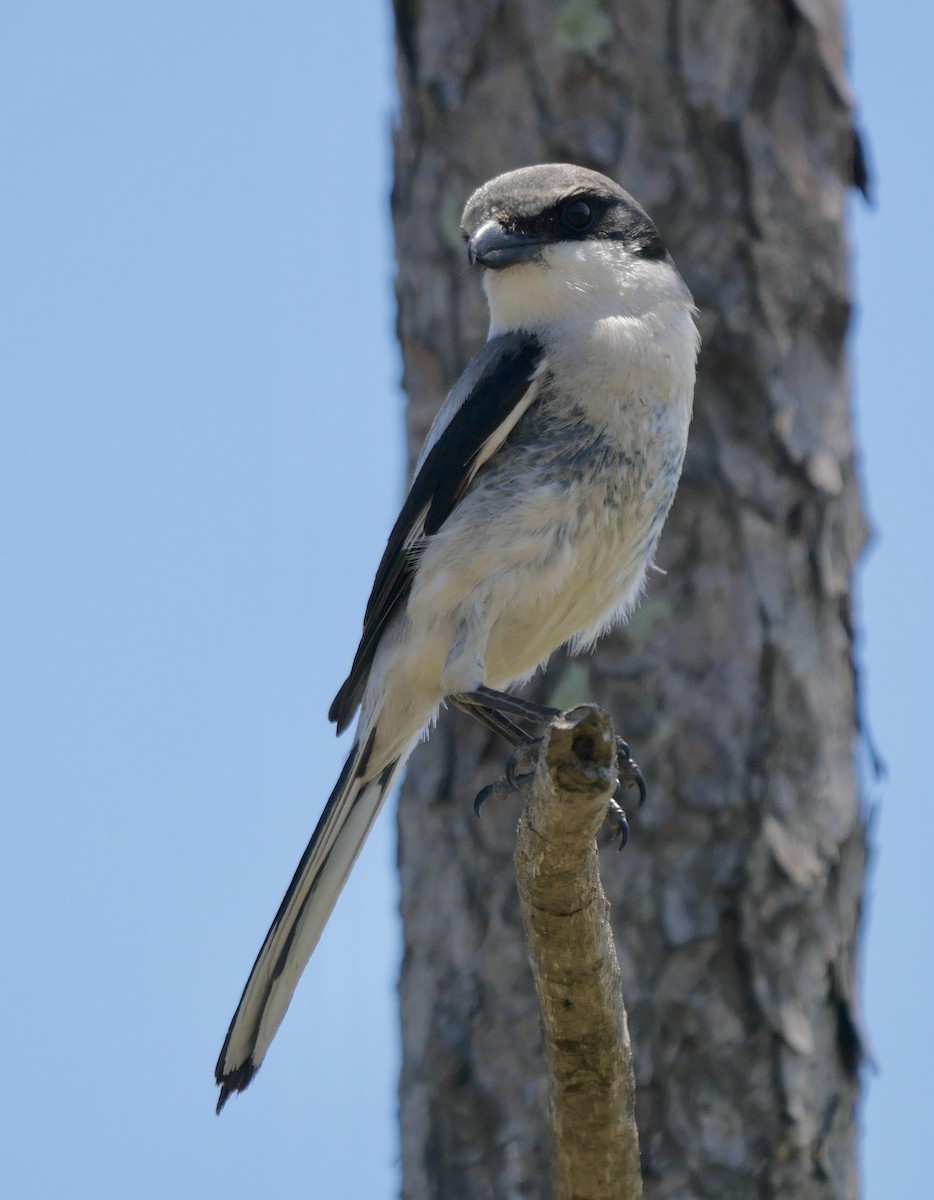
466, 220, 546, 269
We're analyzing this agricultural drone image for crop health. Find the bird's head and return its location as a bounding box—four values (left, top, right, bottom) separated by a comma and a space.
460, 163, 688, 335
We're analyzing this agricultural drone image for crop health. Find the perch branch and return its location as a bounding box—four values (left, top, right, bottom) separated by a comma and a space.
513, 705, 643, 1200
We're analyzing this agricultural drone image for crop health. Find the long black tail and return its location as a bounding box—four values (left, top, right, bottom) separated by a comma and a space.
215, 732, 399, 1112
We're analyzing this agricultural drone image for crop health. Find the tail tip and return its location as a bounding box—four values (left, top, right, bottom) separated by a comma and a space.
215, 1060, 258, 1115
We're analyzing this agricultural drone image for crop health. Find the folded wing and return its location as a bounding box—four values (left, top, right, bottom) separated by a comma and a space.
328, 331, 546, 732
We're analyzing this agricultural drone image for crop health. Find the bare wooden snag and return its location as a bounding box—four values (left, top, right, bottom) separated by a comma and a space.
514, 706, 643, 1200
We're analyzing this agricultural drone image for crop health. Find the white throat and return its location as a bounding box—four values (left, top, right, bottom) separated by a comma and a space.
483, 240, 691, 338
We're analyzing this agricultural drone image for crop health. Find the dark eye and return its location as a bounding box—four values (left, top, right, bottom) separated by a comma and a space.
561, 199, 594, 232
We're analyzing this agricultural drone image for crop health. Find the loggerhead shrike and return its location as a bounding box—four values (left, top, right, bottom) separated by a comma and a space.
215, 163, 699, 1111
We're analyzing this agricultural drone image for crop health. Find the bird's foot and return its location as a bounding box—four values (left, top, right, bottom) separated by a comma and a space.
603, 737, 646, 850
475, 733, 645, 825
615, 737, 647, 808
473, 735, 541, 816
470, 716, 647, 852
605, 796, 630, 851
505, 737, 540, 787
461, 687, 560, 727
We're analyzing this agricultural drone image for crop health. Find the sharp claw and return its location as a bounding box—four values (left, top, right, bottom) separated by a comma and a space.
474, 783, 495, 817
606, 798, 630, 851
633, 767, 648, 808
474, 738, 541, 817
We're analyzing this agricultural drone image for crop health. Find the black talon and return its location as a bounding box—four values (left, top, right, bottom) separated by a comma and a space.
474, 783, 496, 817
606, 798, 630, 851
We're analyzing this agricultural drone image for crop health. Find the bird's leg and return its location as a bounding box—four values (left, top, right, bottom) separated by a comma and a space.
449, 693, 542, 815
461, 685, 561, 726
450, 690, 552, 775
448, 694, 527, 746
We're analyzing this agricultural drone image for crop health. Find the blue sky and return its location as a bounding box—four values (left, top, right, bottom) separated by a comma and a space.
0, 3, 928, 1197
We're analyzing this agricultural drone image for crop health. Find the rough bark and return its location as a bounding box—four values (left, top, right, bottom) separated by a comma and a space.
513, 706, 642, 1200
392, 3, 868, 1198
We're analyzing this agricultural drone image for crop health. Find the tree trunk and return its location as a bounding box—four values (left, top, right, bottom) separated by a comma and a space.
391, 3, 868, 1198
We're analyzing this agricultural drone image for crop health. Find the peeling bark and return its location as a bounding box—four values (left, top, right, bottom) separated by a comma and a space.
392, 3, 868, 1198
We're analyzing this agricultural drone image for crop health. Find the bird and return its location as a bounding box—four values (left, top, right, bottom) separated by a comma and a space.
215, 162, 699, 1112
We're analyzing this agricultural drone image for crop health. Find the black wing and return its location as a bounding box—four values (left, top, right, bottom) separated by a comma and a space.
328, 331, 545, 733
